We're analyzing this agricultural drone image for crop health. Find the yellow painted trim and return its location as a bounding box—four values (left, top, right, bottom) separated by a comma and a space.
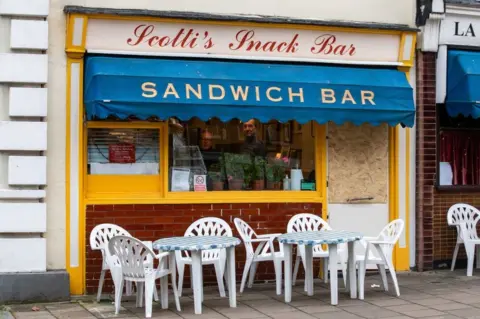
66, 14, 88, 57
65, 57, 86, 295
398, 32, 417, 67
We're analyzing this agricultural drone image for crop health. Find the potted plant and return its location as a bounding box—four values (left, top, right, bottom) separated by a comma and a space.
252, 157, 266, 190
222, 153, 246, 190
208, 163, 224, 191
266, 160, 285, 190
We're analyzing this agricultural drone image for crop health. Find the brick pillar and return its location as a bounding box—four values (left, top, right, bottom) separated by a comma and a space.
415, 51, 436, 271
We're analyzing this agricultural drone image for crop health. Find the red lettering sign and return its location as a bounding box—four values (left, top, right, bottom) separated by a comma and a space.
108, 143, 136, 164
125, 25, 359, 58
310, 34, 356, 56
127, 24, 214, 50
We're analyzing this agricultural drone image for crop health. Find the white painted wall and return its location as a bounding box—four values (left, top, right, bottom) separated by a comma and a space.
57, 0, 416, 26
0, 2, 48, 273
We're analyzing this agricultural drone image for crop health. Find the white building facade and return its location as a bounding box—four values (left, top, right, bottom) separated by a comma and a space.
0, 0, 417, 300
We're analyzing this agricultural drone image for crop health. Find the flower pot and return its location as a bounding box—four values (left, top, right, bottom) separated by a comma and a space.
212, 181, 224, 191
267, 181, 282, 190
252, 179, 265, 190
228, 179, 243, 190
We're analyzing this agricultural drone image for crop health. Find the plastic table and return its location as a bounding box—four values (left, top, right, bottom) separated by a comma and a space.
279, 230, 363, 305
153, 236, 241, 314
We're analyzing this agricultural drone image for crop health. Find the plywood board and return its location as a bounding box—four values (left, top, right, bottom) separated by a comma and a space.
328, 123, 388, 204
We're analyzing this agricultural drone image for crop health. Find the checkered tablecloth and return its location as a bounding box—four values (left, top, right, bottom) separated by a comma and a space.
153, 236, 241, 251
278, 230, 363, 245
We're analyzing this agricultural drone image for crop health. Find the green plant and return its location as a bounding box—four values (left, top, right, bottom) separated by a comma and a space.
266, 159, 286, 183
207, 163, 224, 182
222, 153, 249, 180
253, 157, 266, 180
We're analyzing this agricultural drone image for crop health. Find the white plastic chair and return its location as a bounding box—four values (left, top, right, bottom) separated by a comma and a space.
89, 224, 158, 301
448, 203, 480, 275
109, 235, 181, 318
357, 219, 404, 299
234, 218, 285, 295
287, 213, 347, 290
176, 217, 233, 297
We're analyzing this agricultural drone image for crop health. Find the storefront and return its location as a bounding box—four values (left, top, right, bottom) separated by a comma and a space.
64, 6, 416, 294
417, 0, 480, 270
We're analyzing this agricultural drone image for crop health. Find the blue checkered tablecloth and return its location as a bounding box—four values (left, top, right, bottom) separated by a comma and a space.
153, 236, 241, 251
278, 230, 363, 245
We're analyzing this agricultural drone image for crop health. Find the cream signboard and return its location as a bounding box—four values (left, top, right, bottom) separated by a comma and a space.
86, 19, 401, 64
440, 15, 480, 47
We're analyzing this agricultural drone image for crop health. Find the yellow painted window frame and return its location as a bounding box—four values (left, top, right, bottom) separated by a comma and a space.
84, 120, 326, 204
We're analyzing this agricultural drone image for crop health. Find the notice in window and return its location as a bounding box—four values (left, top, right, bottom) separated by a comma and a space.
108, 143, 136, 163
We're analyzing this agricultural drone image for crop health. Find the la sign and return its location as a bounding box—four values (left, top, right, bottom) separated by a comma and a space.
86, 19, 401, 64
440, 15, 480, 46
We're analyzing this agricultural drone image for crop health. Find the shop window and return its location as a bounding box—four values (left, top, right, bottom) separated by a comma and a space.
438, 106, 480, 187
87, 128, 160, 175
168, 118, 317, 192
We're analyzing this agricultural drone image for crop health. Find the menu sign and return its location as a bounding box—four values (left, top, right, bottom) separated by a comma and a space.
86, 19, 401, 64
108, 143, 136, 163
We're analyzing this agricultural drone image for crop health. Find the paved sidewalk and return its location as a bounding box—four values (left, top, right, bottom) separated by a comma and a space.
5, 270, 480, 319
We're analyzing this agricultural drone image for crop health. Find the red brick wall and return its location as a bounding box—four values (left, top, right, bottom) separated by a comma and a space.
416, 51, 480, 269
86, 202, 322, 294
416, 51, 437, 270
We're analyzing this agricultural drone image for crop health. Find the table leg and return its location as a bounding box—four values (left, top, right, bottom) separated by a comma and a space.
305, 245, 314, 296
284, 243, 293, 303
329, 244, 338, 305
227, 247, 237, 308
169, 252, 181, 312
191, 251, 203, 315
347, 241, 357, 299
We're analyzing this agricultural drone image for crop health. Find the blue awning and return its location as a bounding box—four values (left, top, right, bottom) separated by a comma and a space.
84, 56, 415, 127
446, 50, 480, 119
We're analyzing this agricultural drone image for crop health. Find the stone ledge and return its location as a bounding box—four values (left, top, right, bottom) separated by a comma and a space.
0, 271, 70, 303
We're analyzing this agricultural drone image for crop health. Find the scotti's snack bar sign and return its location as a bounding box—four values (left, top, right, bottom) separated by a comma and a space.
86, 19, 400, 63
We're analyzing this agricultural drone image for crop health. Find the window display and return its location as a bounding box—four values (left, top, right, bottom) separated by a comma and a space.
168, 118, 316, 192
87, 128, 160, 175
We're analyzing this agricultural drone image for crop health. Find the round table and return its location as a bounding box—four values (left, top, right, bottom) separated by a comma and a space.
278, 230, 363, 305
153, 236, 241, 314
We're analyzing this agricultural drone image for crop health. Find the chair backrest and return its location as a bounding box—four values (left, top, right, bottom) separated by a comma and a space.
182, 217, 232, 260
89, 223, 131, 251
108, 235, 155, 279
378, 219, 404, 244
372, 219, 404, 260
184, 217, 233, 237
287, 213, 331, 233
234, 218, 257, 257
448, 204, 480, 241
447, 203, 480, 226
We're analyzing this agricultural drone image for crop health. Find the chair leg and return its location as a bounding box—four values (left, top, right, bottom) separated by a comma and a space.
358, 262, 365, 300
112, 271, 124, 315
145, 278, 155, 319
378, 264, 389, 292
126, 281, 133, 296
385, 259, 400, 297
466, 243, 475, 277
177, 262, 185, 297
248, 262, 258, 288
153, 284, 159, 302
96, 269, 106, 302
451, 243, 460, 271
240, 258, 253, 293
323, 258, 329, 284
136, 282, 144, 308
292, 255, 301, 286
160, 275, 169, 309
273, 259, 283, 295
214, 260, 226, 298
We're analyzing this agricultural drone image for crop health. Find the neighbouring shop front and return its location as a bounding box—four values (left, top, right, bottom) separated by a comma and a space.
418, 2, 480, 270
64, 6, 416, 294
